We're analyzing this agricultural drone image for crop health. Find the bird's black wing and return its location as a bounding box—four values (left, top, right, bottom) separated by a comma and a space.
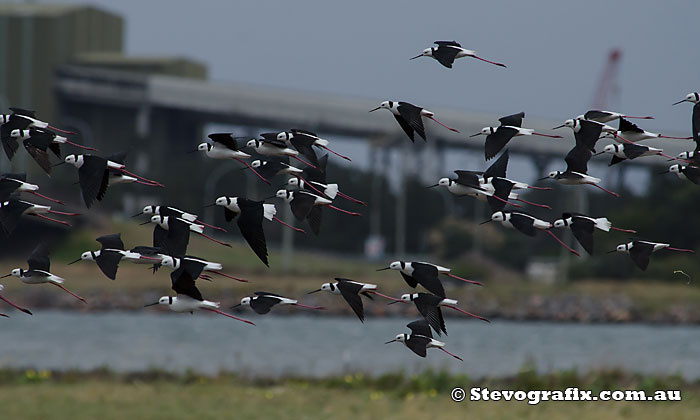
0, 178, 20, 202
434, 40, 461, 47
622, 143, 649, 160
414, 293, 447, 336
406, 335, 431, 358
399, 272, 418, 288
290, 136, 319, 167
152, 225, 168, 248
106, 151, 128, 165
564, 146, 591, 174
95, 250, 122, 280
27, 243, 51, 272
485, 127, 518, 160
291, 128, 319, 137
255, 158, 289, 179
618, 117, 644, 134
682, 166, 700, 185
410, 263, 445, 297
453, 170, 481, 189
583, 110, 610, 122
608, 156, 626, 166
180, 259, 206, 281
236, 199, 269, 266
498, 112, 524, 128
164, 219, 190, 257
629, 241, 655, 271
0, 200, 32, 236
171, 267, 203, 301
484, 149, 509, 180
508, 212, 537, 237
393, 114, 415, 142
307, 205, 322, 236
569, 217, 595, 255
96, 233, 124, 251
432, 45, 459, 68
574, 120, 604, 152
208, 133, 242, 151
77, 155, 109, 208
336, 280, 366, 322
406, 319, 433, 339
250, 296, 281, 314
489, 178, 515, 213
9, 107, 36, 118
223, 207, 238, 222
49, 142, 61, 158
303, 154, 327, 184
397, 102, 426, 141
23, 142, 52, 175
130, 246, 162, 256
0, 129, 20, 160
290, 193, 316, 221
692, 103, 700, 150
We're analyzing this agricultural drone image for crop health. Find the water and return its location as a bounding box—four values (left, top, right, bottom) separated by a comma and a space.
1, 311, 698, 379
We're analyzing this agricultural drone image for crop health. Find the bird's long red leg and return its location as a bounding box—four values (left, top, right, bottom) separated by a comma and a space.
328, 205, 361, 216
47, 209, 80, 216
659, 152, 694, 165
532, 132, 563, 138
659, 135, 693, 140
610, 226, 637, 233
319, 145, 352, 161
197, 232, 232, 248
490, 194, 522, 208
234, 158, 270, 185
438, 347, 463, 362
292, 303, 325, 310
444, 305, 490, 322
590, 183, 620, 198
622, 115, 654, 120
30, 191, 64, 204
297, 176, 326, 196
206, 270, 248, 282
50, 283, 87, 303
336, 191, 367, 206
544, 230, 580, 256
516, 198, 551, 209
0, 294, 32, 315
0, 313, 8, 318
368, 291, 404, 302
33, 214, 71, 227
472, 55, 507, 68
194, 219, 227, 233
427, 116, 460, 133
613, 133, 636, 145
273, 216, 305, 233
119, 169, 164, 187
444, 273, 483, 286
134, 179, 163, 187
526, 185, 552, 190
666, 247, 695, 253
64, 140, 98, 151
47, 125, 76, 135
291, 155, 317, 169
201, 307, 255, 325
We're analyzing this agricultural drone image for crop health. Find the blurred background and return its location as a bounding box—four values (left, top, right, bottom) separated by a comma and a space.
0, 1, 699, 418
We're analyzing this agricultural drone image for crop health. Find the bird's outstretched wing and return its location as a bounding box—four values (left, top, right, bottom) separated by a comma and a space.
484, 149, 509, 180
397, 102, 426, 141
336, 279, 366, 322
485, 127, 518, 160
629, 241, 655, 271
170, 268, 203, 301
407, 319, 433, 338
96, 233, 124, 251
414, 293, 447, 336
564, 146, 591, 174
508, 212, 537, 237
569, 217, 595, 255
237, 199, 269, 266
78, 156, 109, 208
289, 193, 316, 221
498, 112, 524, 128
410, 263, 445, 297
27, 243, 51, 272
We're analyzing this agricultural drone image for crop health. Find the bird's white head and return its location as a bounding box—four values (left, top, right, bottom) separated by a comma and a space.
157, 296, 172, 305
546, 171, 560, 179
669, 164, 681, 174
150, 215, 167, 226
319, 282, 334, 292
10, 268, 21, 277
678, 151, 690, 160
552, 219, 566, 228
287, 177, 300, 187
239, 296, 252, 306
393, 333, 407, 343
616, 243, 629, 252
675, 92, 700, 105
369, 101, 393, 112
276, 189, 292, 200
64, 154, 82, 167
246, 139, 260, 148
438, 177, 451, 187
142, 205, 158, 215
160, 256, 178, 268
399, 293, 414, 302
603, 144, 621, 154
277, 132, 292, 141
215, 196, 233, 206
491, 211, 506, 222
479, 127, 493, 136
80, 251, 95, 261
251, 160, 262, 168
197, 142, 212, 152
388, 261, 403, 271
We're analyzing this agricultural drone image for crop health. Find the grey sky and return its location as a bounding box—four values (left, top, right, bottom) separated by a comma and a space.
35, 0, 699, 133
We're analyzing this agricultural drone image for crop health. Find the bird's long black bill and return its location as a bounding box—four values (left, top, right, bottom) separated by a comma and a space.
139, 221, 151, 225
369, 107, 381, 112
592, 151, 605, 156
552, 124, 566, 129
67, 258, 81, 265
427, 184, 439, 188
376, 267, 390, 271
52, 162, 66, 167
387, 300, 401, 305
606, 250, 618, 254
131, 212, 143, 217
469, 133, 482, 137
144, 302, 159, 307
384, 339, 397, 344
658, 170, 670, 175
672, 100, 686, 105
538, 176, 550, 181
307, 289, 322, 294
0, 274, 11, 278
479, 219, 492, 225
409, 54, 422, 60
187, 149, 199, 153
230, 303, 241, 309
203, 203, 216, 208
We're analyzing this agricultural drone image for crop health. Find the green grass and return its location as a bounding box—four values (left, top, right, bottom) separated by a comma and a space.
1, 369, 699, 420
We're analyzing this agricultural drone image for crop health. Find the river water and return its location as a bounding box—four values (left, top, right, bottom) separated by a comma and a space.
1, 311, 698, 379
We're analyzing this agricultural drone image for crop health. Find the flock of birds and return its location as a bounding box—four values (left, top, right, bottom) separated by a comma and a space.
0, 40, 699, 361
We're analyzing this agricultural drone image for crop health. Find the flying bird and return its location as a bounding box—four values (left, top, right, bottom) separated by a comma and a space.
610, 240, 694, 271
308, 278, 398, 322
0, 173, 63, 204
275, 189, 361, 235
194, 133, 269, 184
673, 92, 700, 162
160, 255, 247, 283
485, 211, 580, 256
0, 199, 77, 235
596, 143, 677, 166
233, 291, 324, 314
601, 117, 691, 143
390, 292, 489, 336
146, 215, 231, 255
410, 40, 506, 69
552, 213, 636, 255
369, 100, 459, 142
540, 144, 621, 197
69, 233, 160, 279
377, 261, 481, 298
385, 319, 463, 361
246, 137, 316, 168
471, 112, 561, 160
276, 129, 351, 161
577, 110, 653, 124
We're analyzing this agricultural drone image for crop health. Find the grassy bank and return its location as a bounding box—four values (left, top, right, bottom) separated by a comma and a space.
0, 368, 698, 419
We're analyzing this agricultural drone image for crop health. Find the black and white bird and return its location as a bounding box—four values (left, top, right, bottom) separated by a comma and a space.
1, 107, 76, 161
261, 131, 319, 168
390, 292, 489, 335
246, 137, 316, 168
610, 240, 694, 271
662, 164, 700, 185
601, 117, 692, 143
596, 143, 676, 166
276, 129, 351, 161
60, 154, 163, 208
369, 100, 459, 142
576, 110, 653, 124
673, 92, 700, 162
144, 266, 255, 325
553, 118, 616, 151
0, 172, 63, 204
377, 261, 481, 298
233, 291, 324, 314
485, 211, 581, 256
552, 213, 636, 255
248, 157, 305, 185
9, 126, 95, 153
160, 255, 247, 283
194, 133, 270, 184
211, 196, 304, 267
410, 40, 506, 69
1, 244, 86, 302
68, 233, 159, 280
308, 278, 398, 322
146, 214, 232, 255
0, 283, 32, 315
136, 205, 226, 233
540, 144, 621, 197
385, 319, 463, 361
471, 112, 561, 160
275, 189, 361, 235
0, 198, 78, 235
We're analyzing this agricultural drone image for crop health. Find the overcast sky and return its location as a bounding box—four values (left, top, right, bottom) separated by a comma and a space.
35, 0, 699, 133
